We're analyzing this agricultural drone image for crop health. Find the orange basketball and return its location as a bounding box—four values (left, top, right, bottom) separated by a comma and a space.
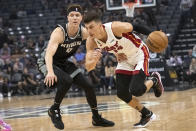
146, 31, 168, 53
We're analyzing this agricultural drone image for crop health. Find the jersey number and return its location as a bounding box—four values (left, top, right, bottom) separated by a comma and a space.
66, 48, 73, 53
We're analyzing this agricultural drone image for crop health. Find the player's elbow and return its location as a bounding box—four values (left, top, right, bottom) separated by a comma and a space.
125, 23, 133, 32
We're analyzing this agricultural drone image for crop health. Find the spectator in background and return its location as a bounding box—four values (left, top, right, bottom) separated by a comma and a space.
168, 53, 183, 66
103, 53, 117, 66
1, 77, 11, 97
183, 50, 193, 69
13, 58, 24, 72
89, 60, 105, 89
17, 7, 27, 18
189, 58, 196, 82
19, 68, 37, 95
192, 44, 196, 58
0, 50, 11, 62
74, 47, 85, 65
37, 35, 46, 48
2, 59, 12, 81
10, 63, 23, 96
0, 43, 11, 55
105, 60, 116, 89
180, 0, 193, 23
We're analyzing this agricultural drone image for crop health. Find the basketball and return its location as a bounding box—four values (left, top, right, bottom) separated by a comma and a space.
146, 31, 168, 53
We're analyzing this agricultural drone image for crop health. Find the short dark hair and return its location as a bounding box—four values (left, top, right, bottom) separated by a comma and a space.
67, 4, 83, 15
83, 8, 102, 24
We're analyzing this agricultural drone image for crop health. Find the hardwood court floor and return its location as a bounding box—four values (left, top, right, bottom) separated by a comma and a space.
1, 88, 196, 131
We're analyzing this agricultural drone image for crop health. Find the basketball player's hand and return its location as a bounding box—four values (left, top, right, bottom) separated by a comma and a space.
92, 49, 102, 62
116, 53, 127, 62
44, 72, 57, 87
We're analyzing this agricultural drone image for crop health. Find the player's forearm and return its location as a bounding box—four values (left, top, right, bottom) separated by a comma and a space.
132, 23, 152, 35
85, 60, 97, 72
45, 52, 54, 74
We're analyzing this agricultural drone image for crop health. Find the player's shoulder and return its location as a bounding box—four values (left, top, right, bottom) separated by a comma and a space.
52, 26, 64, 34
50, 26, 64, 43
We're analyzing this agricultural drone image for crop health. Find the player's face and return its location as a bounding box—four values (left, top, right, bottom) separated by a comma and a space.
85, 21, 102, 38
67, 11, 82, 26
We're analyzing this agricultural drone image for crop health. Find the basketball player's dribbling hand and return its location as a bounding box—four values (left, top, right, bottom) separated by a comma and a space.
92, 49, 102, 62
44, 72, 57, 87
116, 53, 127, 62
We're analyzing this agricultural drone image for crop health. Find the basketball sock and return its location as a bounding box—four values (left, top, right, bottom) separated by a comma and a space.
140, 107, 151, 116
91, 107, 99, 117
148, 77, 157, 87
51, 102, 60, 110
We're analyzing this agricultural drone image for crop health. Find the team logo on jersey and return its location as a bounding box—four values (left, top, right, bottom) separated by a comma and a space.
103, 41, 123, 53
60, 41, 82, 53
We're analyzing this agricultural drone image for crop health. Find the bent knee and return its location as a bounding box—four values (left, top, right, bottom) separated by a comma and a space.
117, 91, 132, 103
131, 85, 146, 97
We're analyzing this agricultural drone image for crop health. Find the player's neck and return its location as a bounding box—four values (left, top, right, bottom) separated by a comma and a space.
67, 23, 79, 37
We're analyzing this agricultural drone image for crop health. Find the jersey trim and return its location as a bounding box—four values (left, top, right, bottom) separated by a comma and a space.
115, 70, 140, 75
122, 32, 142, 48
57, 24, 66, 42
141, 45, 150, 76
66, 24, 81, 40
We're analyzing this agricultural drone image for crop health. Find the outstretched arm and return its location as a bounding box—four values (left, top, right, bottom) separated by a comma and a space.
85, 37, 102, 72
112, 21, 152, 36
44, 27, 64, 87
111, 21, 133, 37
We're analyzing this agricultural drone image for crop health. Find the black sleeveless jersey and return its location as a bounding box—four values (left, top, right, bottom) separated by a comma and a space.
37, 24, 83, 68
53, 24, 83, 65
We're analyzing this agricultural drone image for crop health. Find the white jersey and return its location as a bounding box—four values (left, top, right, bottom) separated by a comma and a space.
94, 22, 150, 76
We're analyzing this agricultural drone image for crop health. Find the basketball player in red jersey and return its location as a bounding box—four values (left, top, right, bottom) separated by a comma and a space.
84, 8, 164, 128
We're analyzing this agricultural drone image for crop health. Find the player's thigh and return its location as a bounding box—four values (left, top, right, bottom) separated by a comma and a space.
116, 74, 132, 102
39, 64, 73, 86
129, 69, 147, 97
73, 73, 94, 89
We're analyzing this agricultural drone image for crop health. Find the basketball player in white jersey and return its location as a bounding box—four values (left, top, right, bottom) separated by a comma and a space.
83, 8, 164, 128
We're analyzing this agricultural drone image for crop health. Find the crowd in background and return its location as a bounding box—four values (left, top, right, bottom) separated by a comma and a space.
0, 0, 196, 98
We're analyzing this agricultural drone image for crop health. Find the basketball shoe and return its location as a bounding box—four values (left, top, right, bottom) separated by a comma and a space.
133, 111, 156, 128
92, 115, 115, 127
48, 107, 64, 130
0, 120, 12, 131
151, 72, 164, 97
